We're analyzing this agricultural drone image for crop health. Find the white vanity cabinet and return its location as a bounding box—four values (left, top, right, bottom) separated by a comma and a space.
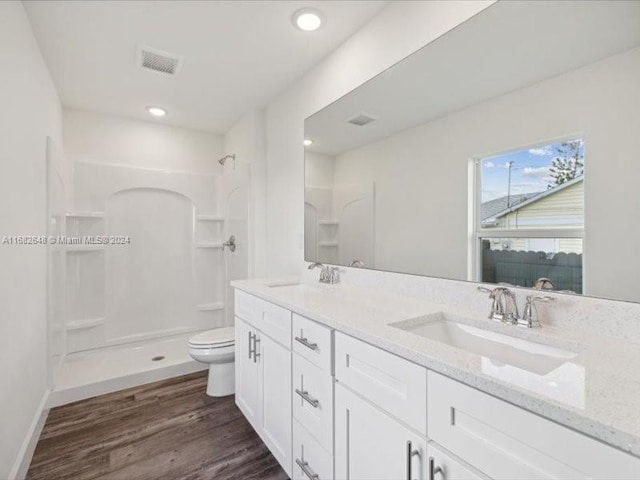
335, 382, 427, 480
234, 292, 292, 476
334, 331, 429, 480
235, 317, 261, 427
233, 288, 640, 480
427, 372, 640, 480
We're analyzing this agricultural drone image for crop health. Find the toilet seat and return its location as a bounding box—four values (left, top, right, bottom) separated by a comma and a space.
188, 327, 235, 349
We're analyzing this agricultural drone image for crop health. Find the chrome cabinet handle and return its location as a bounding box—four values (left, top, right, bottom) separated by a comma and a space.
248, 332, 254, 359
295, 388, 320, 408
295, 336, 318, 351
295, 458, 319, 480
429, 456, 442, 480
406, 441, 420, 480
253, 335, 260, 363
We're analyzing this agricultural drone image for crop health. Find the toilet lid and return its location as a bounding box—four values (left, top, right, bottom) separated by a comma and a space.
189, 327, 235, 347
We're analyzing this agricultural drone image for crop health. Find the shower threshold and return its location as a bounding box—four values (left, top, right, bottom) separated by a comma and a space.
49, 332, 206, 407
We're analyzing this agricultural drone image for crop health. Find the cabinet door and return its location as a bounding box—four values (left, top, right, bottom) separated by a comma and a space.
260, 333, 293, 476
234, 317, 260, 429
335, 383, 426, 480
427, 443, 486, 480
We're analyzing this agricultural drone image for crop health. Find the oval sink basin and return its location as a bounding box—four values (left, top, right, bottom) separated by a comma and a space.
391, 312, 579, 375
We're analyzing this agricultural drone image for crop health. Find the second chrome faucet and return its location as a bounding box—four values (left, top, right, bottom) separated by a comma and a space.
308, 262, 340, 284
478, 286, 555, 328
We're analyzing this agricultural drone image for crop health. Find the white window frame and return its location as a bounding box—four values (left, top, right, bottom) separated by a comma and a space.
468, 140, 586, 288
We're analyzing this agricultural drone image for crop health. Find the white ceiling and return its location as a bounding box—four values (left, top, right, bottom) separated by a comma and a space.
24, 0, 388, 134
306, 0, 640, 156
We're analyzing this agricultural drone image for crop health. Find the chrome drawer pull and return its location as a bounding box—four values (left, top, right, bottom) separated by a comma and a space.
406, 441, 420, 480
295, 336, 318, 351
428, 456, 442, 480
296, 458, 319, 480
253, 335, 260, 363
295, 388, 320, 408
248, 332, 254, 359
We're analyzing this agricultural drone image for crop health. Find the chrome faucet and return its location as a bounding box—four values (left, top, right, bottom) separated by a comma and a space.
478, 286, 554, 328
308, 262, 340, 284
480, 286, 519, 324
349, 260, 365, 268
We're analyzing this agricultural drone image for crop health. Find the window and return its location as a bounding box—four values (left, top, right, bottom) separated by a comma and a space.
474, 139, 584, 293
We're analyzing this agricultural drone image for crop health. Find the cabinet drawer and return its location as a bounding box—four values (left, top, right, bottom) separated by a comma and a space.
293, 353, 334, 452
293, 420, 333, 480
335, 332, 427, 436
235, 290, 292, 348
428, 372, 640, 480
293, 313, 332, 373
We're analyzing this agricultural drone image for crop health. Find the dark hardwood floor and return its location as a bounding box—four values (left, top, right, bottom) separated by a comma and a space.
27, 371, 289, 480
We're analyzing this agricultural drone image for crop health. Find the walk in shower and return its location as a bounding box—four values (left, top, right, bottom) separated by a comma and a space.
47, 152, 249, 405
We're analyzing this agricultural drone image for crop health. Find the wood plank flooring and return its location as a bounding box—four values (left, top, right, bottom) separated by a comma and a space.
27, 371, 289, 480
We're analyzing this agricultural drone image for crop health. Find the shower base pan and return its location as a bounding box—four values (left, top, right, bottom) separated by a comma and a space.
49, 333, 206, 407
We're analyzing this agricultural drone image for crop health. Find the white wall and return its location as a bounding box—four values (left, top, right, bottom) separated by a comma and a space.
0, 2, 63, 478
223, 110, 267, 278
64, 109, 224, 174
329, 46, 640, 300
265, 0, 495, 276
305, 152, 335, 189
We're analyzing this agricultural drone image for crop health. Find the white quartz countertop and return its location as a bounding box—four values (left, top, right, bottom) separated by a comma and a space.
231, 278, 640, 458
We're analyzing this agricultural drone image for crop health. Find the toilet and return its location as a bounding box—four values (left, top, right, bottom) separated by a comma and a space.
188, 326, 235, 397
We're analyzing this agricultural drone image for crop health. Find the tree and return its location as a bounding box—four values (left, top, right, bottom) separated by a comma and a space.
548, 139, 584, 188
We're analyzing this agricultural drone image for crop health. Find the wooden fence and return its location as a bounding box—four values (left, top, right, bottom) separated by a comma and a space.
481, 245, 582, 294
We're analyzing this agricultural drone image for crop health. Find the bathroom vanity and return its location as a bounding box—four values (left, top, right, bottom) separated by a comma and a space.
232, 281, 640, 480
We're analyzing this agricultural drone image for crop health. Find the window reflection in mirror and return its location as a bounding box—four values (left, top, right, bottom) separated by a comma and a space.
476, 140, 584, 292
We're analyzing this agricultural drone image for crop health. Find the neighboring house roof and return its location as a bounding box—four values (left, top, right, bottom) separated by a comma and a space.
481, 193, 540, 221
481, 175, 584, 224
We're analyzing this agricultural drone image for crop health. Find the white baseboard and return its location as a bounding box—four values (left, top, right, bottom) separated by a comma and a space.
9, 389, 50, 480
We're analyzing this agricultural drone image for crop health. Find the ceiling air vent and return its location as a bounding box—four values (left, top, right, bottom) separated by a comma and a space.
138, 45, 182, 76
347, 113, 377, 127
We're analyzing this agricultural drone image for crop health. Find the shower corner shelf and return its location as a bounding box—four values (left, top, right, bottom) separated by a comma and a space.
195, 242, 224, 249
66, 245, 106, 252
197, 302, 225, 312
66, 317, 105, 331
196, 215, 225, 222
318, 220, 339, 226
66, 212, 105, 219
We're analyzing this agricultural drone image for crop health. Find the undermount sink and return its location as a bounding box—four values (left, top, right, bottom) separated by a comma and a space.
391, 312, 580, 375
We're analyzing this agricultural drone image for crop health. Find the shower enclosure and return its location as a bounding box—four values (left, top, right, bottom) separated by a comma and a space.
47, 153, 249, 402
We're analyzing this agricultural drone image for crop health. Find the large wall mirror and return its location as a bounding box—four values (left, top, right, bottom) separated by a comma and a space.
304, 1, 640, 303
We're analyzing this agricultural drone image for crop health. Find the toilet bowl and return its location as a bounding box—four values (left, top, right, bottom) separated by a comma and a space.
188, 326, 235, 397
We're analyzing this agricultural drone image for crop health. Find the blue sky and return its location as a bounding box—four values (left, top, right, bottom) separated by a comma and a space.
480, 140, 584, 202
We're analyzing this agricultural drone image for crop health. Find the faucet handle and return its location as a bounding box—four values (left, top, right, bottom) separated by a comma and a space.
477, 286, 493, 294
520, 295, 555, 328
527, 294, 556, 303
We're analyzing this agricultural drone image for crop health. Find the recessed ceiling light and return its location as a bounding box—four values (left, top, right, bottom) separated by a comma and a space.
146, 106, 167, 117
292, 8, 323, 32
303, 139, 313, 147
